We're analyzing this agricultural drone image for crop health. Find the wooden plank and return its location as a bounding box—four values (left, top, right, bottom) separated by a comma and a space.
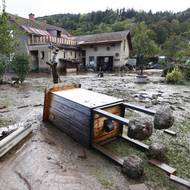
120, 135, 149, 151
49, 109, 90, 135
93, 144, 124, 166
94, 109, 129, 125
50, 100, 90, 126
99, 137, 118, 145
164, 129, 177, 136
148, 159, 176, 175
51, 93, 91, 116
43, 83, 81, 122
170, 175, 190, 189
53, 88, 123, 109
93, 127, 121, 143
129, 184, 149, 190
123, 103, 156, 116
94, 105, 122, 119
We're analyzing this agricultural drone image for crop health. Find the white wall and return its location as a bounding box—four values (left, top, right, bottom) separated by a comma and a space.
81, 41, 130, 69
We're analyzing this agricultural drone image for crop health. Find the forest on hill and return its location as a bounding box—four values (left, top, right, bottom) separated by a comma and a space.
37, 8, 190, 58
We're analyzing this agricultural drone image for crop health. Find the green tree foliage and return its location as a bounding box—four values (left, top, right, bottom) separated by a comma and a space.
37, 8, 190, 59
0, 12, 16, 55
11, 54, 30, 83
132, 22, 159, 57
162, 34, 188, 60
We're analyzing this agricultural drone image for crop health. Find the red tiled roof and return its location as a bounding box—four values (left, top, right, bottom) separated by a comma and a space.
21, 25, 50, 36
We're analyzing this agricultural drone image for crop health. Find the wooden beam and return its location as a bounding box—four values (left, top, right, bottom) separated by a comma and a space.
148, 159, 176, 175
93, 144, 124, 166
123, 103, 156, 116
93, 109, 129, 125
120, 135, 149, 151
164, 129, 177, 136
170, 175, 190, 189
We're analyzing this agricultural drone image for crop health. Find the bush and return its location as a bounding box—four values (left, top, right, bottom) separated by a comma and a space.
0, 59, 6, 83
11, 54, 30, 83
183, 65, 190, 80
166, 67, 183, 84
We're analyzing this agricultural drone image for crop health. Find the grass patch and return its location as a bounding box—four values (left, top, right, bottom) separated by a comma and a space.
105, 120, 190, 189
95, 169, 114, 189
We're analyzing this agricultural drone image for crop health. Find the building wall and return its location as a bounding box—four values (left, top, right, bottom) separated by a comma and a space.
28, 45, 81, 71
80, 40, 130, 69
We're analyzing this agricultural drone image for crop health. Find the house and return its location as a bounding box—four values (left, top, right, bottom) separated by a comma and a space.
8, 13, 132, 73
74, 31, 132, 71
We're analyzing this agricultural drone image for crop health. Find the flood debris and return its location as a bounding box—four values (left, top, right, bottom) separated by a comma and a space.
127, 117, 153, 140
170, 175, 190, 189
147, 143, 167, 161
154, 106, 174, 129
164, 129, 177, 136
0, 124, 18, 140
122, 155, 144, 179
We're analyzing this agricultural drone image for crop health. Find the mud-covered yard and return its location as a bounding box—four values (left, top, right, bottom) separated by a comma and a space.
0, 71, 190, 190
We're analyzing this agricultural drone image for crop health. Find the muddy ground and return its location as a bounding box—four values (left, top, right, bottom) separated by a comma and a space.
0, 71, 189, 190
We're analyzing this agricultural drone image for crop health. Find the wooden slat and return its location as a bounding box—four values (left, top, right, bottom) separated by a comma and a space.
164, 129, 177, 136
170, 175, 190, 189
94, 109, 129, 125
93, 144, 124, 166
94, 105, 121, 119
120, 135, 149, 151
123, 103, 156, 116
148, 159, 176, 175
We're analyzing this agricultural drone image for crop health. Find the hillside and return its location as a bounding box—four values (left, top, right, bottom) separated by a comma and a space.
37, 8, 190, 57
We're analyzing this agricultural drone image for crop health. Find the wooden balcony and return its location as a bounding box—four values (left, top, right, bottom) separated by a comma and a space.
28, 36, 77, 46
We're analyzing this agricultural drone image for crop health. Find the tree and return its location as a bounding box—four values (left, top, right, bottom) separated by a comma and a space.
162, 34, 188, 60
0, 11, 17, 82
132, 22, 159, 57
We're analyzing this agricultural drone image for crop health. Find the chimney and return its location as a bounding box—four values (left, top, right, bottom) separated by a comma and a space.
29, 13, 35, 21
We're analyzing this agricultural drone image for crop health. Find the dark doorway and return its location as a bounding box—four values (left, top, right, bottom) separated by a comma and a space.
30, 51, 39, 71
97, 56, 113, 71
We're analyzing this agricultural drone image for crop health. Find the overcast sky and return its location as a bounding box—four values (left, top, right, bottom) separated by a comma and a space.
3, 0, 190, 18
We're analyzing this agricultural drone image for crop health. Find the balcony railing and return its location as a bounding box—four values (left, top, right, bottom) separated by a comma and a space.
28, 36, 77, 46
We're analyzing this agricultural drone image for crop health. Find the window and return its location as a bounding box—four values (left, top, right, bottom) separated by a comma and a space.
70, 51, 73, 56
94, 47, 98, 51
106, 47, 110, 51
64, 51, 66, 59
115, 53, 119, 57
89, 56, 95, 65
